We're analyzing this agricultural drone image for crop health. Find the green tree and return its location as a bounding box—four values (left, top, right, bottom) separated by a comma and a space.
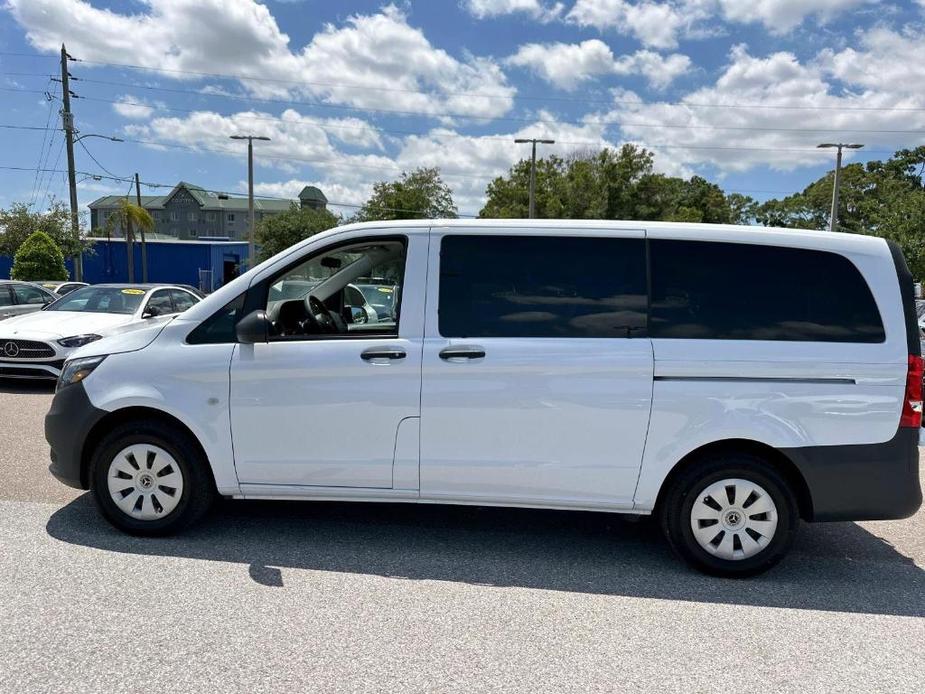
354, 168, 458, 222
0, 200, 90, 260
255, 204, 340, 261
480, 144, 738, 223
726, 193, 759, 225
102, 199, 155, 241
11, 231, 68, 281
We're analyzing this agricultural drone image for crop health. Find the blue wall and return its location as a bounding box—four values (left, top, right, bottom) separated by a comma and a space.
1, 240, 248, 291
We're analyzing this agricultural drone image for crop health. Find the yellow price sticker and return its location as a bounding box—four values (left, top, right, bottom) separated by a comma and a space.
377, 287, 393, 293
121, 288, 146, 295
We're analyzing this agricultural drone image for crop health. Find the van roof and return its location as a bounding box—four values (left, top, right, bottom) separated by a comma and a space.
329, 218, 888, 256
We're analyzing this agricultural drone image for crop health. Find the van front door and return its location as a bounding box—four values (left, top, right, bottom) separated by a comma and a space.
229, 234, 426, 490
420, 231, 654, 509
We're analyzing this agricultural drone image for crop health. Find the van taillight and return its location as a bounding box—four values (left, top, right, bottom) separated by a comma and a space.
900, 355, 923, 428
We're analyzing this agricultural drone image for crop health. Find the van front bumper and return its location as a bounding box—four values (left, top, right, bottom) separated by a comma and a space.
45, 381, 108, 490
785, 427, 923, 522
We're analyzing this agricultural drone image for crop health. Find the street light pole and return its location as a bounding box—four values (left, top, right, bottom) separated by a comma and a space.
817, 143, 864, 231
230, 134, 271, 268
514, 138, 555, 218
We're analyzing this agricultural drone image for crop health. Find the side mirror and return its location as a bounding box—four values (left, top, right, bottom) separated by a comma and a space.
348, 306, 368, 324
236, 309, 269, 344
143, 306, 162, 319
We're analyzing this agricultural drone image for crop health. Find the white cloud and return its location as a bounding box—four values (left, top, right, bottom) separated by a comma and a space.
566, 0, 687, 49
463, 0, 564, 21
717, 0, 871, 33
601, 41, 925, 174
112, 95, 163, 120
565, 0, 873, 45
817, 25, 925, 89
124, 108, 395, 179
507, 40, 690, 89
614, 50, 692, 89
8, 1, 516, 119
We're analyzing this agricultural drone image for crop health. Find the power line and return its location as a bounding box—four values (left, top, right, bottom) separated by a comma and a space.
28, 81, 57, 206
77, 138, 124, 180
2, 80, 924, 140
69, 80, 925, 133
0, 123, 58, 131
38, 140, 65, 210
0, 164, 797, 198
7, 58, 925, 113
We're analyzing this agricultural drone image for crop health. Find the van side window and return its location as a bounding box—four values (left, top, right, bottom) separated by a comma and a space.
649, 240, 885, 342
439, 235, 647, 338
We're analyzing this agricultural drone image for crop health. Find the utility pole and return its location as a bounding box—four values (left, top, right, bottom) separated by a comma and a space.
135, 173, 148, 282
514, 137, 555, 218
60, 44, 82, 281
230, 134, 270, 268
817, 143, 864, 231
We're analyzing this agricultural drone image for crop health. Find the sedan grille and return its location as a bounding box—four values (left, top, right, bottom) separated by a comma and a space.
0, 339, 55, 359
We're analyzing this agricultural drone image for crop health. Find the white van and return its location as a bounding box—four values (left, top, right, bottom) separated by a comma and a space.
45, 220, 923, 576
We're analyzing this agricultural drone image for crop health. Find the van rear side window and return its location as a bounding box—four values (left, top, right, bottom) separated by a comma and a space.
439, 235, 647, 338
649, 240, 885, 342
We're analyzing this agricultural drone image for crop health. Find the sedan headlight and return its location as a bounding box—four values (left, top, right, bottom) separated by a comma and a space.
57, 355, 106, 391
57, 334, 102, 348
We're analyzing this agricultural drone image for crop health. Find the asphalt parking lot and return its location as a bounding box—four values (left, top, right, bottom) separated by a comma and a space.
0, 382, 923, 693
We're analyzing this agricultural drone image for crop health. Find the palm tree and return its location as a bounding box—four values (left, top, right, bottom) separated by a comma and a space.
105, 199, 154, 283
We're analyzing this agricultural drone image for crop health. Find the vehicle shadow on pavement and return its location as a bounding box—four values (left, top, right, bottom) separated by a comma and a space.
46, 494, 924, 617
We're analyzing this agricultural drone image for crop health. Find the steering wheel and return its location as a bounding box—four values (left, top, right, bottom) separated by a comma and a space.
305, 295, 340, 334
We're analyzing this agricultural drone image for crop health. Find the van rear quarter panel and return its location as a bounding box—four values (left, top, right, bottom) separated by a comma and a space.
634, 229, 909, 512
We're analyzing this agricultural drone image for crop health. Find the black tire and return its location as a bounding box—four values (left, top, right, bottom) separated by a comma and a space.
90, 419, 215, 536
659, 454, 798, 577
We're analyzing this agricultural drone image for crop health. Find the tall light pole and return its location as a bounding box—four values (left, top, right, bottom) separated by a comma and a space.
230, 134, 270, 268
514, 138, 555, 218
817, 143, 863, 231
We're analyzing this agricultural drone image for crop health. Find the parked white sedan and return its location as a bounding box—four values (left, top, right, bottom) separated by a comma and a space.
0, 284, 200, 380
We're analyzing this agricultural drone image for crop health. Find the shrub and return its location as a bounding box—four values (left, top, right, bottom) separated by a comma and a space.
11, 231, 68, 281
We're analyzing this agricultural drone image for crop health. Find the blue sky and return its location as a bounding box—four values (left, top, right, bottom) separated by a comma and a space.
1, 0, 924, 218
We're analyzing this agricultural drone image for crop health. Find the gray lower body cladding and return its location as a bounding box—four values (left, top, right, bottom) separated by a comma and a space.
45, 382, 107, 490
784, 427, 922, 521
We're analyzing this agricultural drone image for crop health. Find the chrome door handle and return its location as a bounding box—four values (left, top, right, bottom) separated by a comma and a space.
439, 346, 486, 360
361, 348, 406, 361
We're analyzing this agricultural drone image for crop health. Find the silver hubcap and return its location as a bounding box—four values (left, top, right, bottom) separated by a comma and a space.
690, 478, 778, 561
106, 444, 184, 521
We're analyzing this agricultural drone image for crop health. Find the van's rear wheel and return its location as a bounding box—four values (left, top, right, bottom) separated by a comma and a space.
660, 455, 798, 577
90, 420, 215, 535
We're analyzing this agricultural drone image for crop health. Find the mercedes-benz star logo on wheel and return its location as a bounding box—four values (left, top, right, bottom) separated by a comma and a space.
3, 342, 19, 358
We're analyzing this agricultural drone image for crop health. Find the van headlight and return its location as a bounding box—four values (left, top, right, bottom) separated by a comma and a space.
57, 355, 107, 391
57, 334, 102, 348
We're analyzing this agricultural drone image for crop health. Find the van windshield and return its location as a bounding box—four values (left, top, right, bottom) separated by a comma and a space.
44, 286, 146, 315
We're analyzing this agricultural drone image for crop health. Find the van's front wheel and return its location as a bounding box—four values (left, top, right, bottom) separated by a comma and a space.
660, 455, 798, 577
90, 421, 214, 535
